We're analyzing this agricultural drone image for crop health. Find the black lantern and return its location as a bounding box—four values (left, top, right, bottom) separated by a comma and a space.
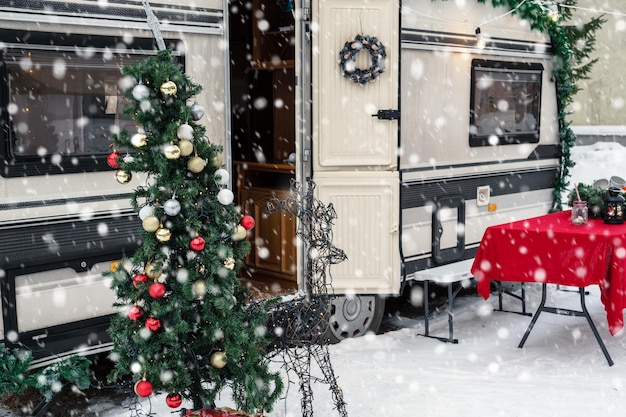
604, 187, 625, 224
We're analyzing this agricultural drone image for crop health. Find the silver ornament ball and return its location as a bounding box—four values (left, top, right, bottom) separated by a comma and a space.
163, 198, 181, 216
139, 205, 154, 220
214, 168, 230, 185
177, 123, 194, 141
217, 189, 234, 205
132, 84, 150, 101
190, 103, 205, 121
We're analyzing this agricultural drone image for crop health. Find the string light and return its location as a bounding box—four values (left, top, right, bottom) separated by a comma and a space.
475, 27, 486, 49
405, 0, 626, 36
548, 2, 560, 22
536, 0, 626, 18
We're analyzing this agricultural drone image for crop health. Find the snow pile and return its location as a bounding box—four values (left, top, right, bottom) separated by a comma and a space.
568, 141, 626, 190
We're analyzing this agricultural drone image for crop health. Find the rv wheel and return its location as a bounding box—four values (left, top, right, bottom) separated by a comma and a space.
325, 295, 385, 342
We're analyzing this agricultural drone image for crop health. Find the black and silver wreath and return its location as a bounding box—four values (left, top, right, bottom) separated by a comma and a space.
338, 34, 387, 85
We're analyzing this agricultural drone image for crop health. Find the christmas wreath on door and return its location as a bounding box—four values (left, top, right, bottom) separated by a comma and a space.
338, 34, 387, 85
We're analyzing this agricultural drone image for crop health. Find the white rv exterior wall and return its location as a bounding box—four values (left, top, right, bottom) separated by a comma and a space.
397, 1, 560, 274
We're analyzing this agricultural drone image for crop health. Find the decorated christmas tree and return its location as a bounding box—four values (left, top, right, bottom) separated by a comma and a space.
106, 49, 282, 413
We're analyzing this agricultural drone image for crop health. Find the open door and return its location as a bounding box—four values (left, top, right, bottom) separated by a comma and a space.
310, 0, 400, 294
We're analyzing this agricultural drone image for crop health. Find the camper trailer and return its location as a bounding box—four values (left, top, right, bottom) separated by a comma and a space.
0, 0, 560, 364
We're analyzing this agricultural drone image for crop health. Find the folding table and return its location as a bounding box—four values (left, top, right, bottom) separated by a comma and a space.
471, 210, 626, 366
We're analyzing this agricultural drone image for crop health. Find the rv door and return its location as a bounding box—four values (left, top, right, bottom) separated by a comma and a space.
310, 0, 401, 297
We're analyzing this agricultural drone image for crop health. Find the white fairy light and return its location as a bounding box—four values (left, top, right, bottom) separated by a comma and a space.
475, 27, 486, 49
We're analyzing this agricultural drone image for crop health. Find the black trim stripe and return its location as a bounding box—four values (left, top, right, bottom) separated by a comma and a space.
403, 247, 479, 277
0, 211, 141, 270
9, 314, 113, 361
401, 144, 561, 174
0, 193, 132, 212
401, 167, 557, 210
402, 28, 553, 55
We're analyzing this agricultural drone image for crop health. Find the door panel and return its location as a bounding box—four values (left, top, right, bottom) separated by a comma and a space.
313, 0, 399, 170
311, 0, 400, 294
315, 172, 399, 294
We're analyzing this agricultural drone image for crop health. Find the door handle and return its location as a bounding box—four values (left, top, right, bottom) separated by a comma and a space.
372, 109, 400, 120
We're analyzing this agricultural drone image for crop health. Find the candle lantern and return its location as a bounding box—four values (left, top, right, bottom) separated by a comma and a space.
604, 187, 625, 224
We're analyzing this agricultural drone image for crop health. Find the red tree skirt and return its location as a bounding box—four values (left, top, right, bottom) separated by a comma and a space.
182, 408, 264, 417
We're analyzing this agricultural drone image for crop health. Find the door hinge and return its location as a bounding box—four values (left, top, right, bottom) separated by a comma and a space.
372, 109, 400, 120
301, 7, 311, 21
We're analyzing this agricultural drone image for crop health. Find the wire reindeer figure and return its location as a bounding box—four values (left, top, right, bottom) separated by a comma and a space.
264, 179, 348, 417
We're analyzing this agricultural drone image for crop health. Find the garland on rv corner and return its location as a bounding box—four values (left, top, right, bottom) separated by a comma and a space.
0, 345, 91, 401
338, 34, 387, 85
476, 0, 604, 210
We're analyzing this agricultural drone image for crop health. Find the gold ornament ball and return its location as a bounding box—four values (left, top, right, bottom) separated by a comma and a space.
192, 280, 207, 299
211, 153, 224, 168
178, 139, 194, 156
232, 225, 247, 241
210, 351, 227, 369
156, 227, 172, 242
142, 216, 160, 232
160, 80, 177, 96
187, 156, 206, 173
131, 133, 147, 147
224, 257, 236, 270
145, 262, 162, 279
115, 169, 132, 184
164, 144, 181, 160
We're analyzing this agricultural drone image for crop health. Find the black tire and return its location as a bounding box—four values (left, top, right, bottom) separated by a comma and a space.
325, 294, 386, 343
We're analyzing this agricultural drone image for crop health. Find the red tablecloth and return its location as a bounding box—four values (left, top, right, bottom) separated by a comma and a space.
471, 210, 626, 335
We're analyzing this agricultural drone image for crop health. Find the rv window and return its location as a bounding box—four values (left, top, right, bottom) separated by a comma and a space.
0, 31, 182, 177
469, 60, 543, 147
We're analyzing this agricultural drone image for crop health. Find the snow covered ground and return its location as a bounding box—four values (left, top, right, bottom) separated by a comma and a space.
111, 284, 626, 417
92, 141, 626, 417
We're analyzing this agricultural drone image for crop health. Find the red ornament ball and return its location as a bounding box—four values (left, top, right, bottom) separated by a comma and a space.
165, 392, 183, 408
128, 305, 143, 321
134, 379, 153, 397
145, 317, 161, 331
107, 151, 120, 169
132, 273, 148, 289
190, 236, 206, 252
149, 282, 166, 298
241, 215, 255, 231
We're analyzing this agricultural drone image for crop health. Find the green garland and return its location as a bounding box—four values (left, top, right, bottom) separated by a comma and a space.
476, 0, 605, 210
0, 346, 91, 401
567, 183, 626, 219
